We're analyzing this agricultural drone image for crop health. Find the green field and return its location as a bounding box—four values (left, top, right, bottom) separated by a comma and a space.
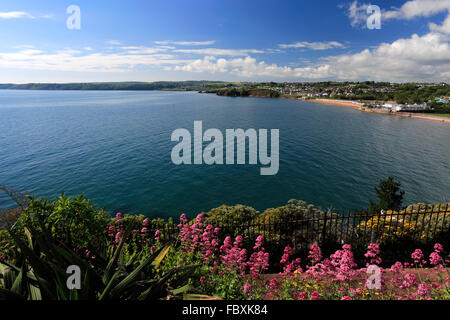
430, 114, 450, 118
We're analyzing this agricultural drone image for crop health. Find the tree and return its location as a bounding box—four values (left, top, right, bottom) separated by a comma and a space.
369, 176, 405, 214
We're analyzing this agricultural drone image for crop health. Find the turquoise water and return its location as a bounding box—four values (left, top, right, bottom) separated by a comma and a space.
0, 90, 449, 218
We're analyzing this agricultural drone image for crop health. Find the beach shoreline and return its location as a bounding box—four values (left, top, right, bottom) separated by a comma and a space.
308, 98, 450, 124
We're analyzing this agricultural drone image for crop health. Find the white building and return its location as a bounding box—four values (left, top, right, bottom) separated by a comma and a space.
394, 103, 429, 112
382, 102, 429, 112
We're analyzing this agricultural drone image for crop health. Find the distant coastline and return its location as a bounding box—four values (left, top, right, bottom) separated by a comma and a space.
1, 81, 449, 124
309, 98, 450, 124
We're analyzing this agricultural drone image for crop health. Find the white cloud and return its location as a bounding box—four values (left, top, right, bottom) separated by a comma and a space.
347, 1, 370, 28
40, 14, 55, 19
0, 11, 34, 19
384, 0, 450, 20
3, 29, 449, 82
106, 40, 122, 45
429, 13, 450, 34
120, 46, 169, 54
322, 32, 450, 81
347, 0, 450, 28
174, 56, 294, 77
0, 48, 188, 73
154, 40, 216, 46
12, 45, 35, 49
173, 48, 265, 56
171, 32, 450, 82
279, 41, 345, 50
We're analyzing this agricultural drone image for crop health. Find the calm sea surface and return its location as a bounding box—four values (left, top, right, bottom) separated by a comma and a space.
0, 90, 449, 218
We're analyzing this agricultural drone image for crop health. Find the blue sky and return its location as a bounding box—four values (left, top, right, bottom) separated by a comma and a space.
0, 0, 450, 82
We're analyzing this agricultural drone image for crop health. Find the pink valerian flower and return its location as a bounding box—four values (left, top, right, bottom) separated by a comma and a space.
115, 231, 123, 243
115, 212, 123, 225
268, 278, 280, 289
142, 218, 149, 226
411, 249, 424, 264
179, 213, 188, 225
221, 235, 247, 274
280, 246, 302, 275
305, 261, 329, 278
329, 244, 359, 282
141, 227, 148, 234
178, 214, 219, 260
389, 261, 404, 286
390, 261, 404, 273
199, 225, 219, 262
434, 243, 444, 253
107, 225, 115, 238
298, 292, 308, 300
429, 243, 445, 266
220, 236, 233, 252
234, 235, 243, 247
400, 273, 418, 289
341, 296, 352, 300
364, 243, 382, 266
342, 244, 352, 251
247, 250, 269, 278
243, 283, 252, 295
429, 252, 443, 266
350, 288, 362, 296
248, 236, 270, 279
253, 235, 264, 250
310, 291, 322, 300
308, 243, 322, 264
416, 283, 431, 297
196, 214, 204, 226
154, 229, 161, 241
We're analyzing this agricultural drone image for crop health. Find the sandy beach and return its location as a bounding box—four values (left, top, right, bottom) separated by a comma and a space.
309, 98, 363, 109
309, 98, 450, 124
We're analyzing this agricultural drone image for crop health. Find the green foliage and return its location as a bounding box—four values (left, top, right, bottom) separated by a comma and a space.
16, 194, 109, 251
369, 176, 405, 214
202, 204, 259, 227
0, 81, 229, 91
214, 87, 280, 98
0, 215, 197, 300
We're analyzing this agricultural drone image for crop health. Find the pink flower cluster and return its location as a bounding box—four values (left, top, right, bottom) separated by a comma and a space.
179, 214, 220, 263
308, 243, 322, 264
280, 246, 302, 275
328, 244, 359, 282
248, 236, 270, 279
411, 249, 424, 264
364, 243, 382, 266
269, 242, 449, 300
429, 243, 444, 266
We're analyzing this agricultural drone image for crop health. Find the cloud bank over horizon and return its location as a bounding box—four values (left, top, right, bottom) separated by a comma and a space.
0, 0, 449, 83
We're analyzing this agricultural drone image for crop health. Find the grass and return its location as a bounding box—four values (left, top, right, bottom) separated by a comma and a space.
431, 114, 450, 118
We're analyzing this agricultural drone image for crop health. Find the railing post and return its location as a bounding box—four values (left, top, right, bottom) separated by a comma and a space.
321, 210, 328, 246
